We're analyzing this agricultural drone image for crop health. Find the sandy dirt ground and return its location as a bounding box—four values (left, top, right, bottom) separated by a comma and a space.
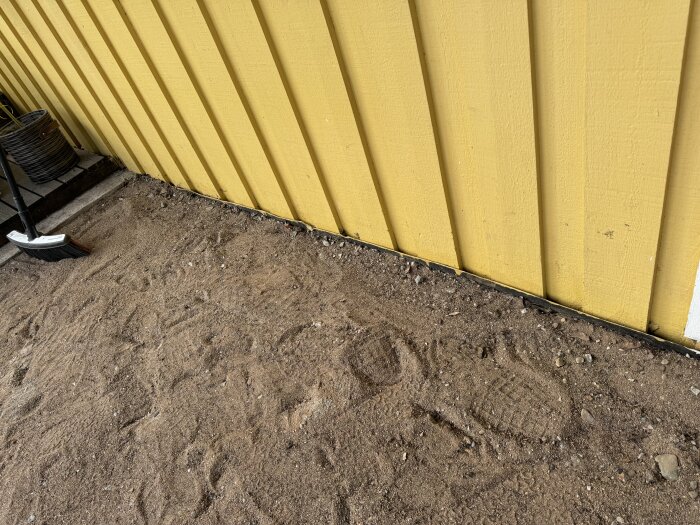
1, 176, 699, 525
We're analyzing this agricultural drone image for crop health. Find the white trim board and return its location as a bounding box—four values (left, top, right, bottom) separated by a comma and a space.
685, 260, 700, 342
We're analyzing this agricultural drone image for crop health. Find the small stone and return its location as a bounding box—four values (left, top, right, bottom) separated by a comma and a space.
691, 386, 700, 396
555, 357, 565, 368
581, 408, 595, 425
584, 353, 593, 363
690, 481, 698, 490
689, 491, 698, 500
520, 308, 528, 314
575, 356, 585, 364
615, 518, 624, 524
655, 454, 680, 481
322, 239, 330, 247
402, 452, 407, 461
644, 470, 656, 484
552, 322, 559, 328
477, 347, 487, 359
661, 358, 669, 365
414, 275, 423, 284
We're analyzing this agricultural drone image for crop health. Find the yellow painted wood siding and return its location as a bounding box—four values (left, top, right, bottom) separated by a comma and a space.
0, 0, 698, 347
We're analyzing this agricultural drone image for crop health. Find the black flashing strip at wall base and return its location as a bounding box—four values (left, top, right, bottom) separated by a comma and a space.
0, 149, 118, 247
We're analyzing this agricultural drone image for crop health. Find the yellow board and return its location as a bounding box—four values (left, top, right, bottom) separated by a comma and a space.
45, 0, 165, 181
0, 0, 699, 346
0, 8, 92, 149
4, 1, 114, 155
22, 0, 145, 172
582, 0, 690, 331
415, 0, 543, 295
530, 0, 586, 307
0, 55, 31, 113
202, 0, 340, 232
649, 1, 700, 345
154, 0, 293, 217
325, 0, 459, 266
256, 0, 393, 246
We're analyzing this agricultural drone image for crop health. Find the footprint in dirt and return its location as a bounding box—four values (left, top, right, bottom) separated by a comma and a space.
421, 335, 573, 443
346, 331, 402, 387
342, 324, 572, 443
10, 365, 29, 387
343, 324, 425, 393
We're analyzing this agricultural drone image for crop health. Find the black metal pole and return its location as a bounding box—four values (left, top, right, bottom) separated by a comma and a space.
0, 146, 39, 240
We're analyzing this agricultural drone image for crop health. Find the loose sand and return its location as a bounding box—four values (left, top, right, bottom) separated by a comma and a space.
1, 176, 699, 524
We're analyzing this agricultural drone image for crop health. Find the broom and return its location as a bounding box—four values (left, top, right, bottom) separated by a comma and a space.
0, 141, 88, 261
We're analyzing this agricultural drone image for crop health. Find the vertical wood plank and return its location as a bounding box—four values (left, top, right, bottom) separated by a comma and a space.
84, 0, 221, 197
48, 0, 167, 181
583, 0, 691, 330
76, 0, 193, 189
0, 57, 31, 113
151, 0, 258, 206
325, 0, 459, 266
529, 0, 586, 306
257, 0, 393, 246
146, 0, 294, 217
6, 0, 113, 154
0, 11, 89, 148
200, 0, 339, 232
115, 0, 253, 204
0, 43, 39, 113
648, 0, 700, 344
415, 0, 543, 292
27, 0, 145, 172
193, 0, 295, 219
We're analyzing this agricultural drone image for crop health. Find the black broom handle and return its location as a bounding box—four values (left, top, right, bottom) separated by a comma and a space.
0, 146, 39, 240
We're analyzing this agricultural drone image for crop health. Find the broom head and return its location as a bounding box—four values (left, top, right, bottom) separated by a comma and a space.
7, 230, 89, 261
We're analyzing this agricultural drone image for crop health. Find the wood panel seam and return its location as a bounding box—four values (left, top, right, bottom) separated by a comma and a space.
252, 0, 344, 234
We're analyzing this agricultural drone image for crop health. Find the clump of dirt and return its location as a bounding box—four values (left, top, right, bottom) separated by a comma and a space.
0, 176, 699, 524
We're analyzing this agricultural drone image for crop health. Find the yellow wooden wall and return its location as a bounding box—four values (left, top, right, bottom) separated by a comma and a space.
1, 0, 699, 347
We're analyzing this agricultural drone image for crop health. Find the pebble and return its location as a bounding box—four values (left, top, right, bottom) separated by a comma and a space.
691, 386, 700, 396
322, 240, 330, 247
581, 408, 595, 424
689, 491, 698, 500
661, 358, 669, 365
555, 357, 565, 368
584, 353, 594, 363
690, 481, 698, 490
655, 453, 680, 481
414, 275, 423, 284
575, 356, 585, 364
